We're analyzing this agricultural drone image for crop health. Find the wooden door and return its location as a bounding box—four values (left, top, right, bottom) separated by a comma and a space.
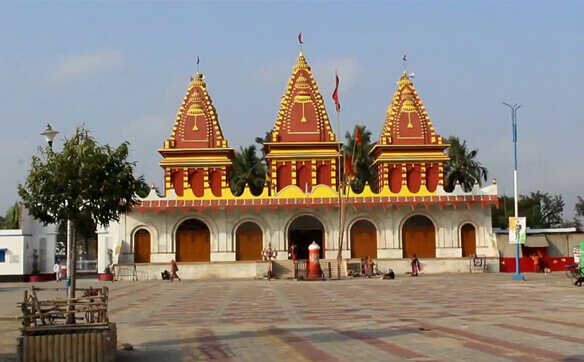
351, 222, 377, 258
134, 230, 151, 263
236, 229, 263, 261
177, 229, 210, 262
461, 224, 477, 257
403, 225, 436, 258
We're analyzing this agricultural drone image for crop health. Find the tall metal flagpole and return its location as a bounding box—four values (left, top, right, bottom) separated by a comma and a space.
503, 102, 524, 281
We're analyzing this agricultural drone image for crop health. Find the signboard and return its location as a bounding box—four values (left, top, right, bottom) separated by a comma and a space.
509, 217, 527, 244
574, 247, 581, 264
9, 255, 20, 264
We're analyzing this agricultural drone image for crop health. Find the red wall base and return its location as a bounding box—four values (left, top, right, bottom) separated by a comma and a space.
500, 257, 575, 273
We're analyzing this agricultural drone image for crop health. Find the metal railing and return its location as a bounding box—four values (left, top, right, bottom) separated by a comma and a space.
294, 260, 332, 280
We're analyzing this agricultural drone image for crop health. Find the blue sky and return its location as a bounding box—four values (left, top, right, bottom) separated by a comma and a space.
1, 1, 582, 219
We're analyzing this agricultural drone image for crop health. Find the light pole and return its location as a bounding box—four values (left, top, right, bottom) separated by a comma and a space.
502, 103, 525, 281
40, 124, 76, 296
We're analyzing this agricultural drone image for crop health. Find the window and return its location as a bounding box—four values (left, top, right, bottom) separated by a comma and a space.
0, 249, 5, 263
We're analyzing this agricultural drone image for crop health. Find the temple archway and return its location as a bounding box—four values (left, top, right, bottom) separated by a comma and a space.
236, 222, 263, 261
402, 215, 436, 258
350, 220, 377, 259
288, 215, 324, 259
461, 223, 477, 257
176, 218, 210, 262
134, 228, 151, 263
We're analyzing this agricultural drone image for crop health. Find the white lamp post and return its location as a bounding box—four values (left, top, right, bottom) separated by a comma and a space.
40, 124, 76, 298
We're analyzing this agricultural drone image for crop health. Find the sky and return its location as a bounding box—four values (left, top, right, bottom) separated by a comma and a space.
1, 1, 582, 219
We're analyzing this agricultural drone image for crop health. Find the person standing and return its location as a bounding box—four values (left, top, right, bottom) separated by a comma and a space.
170, 260, 181, 281
411, 254, 420, 277
53, 260, 62, 281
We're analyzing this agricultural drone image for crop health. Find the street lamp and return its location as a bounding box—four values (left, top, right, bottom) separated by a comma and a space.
40, 125, 76, 297
40, 123, 59, 149
502, 102, 525, 281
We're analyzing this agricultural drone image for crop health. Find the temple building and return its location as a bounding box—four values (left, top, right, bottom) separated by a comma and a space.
97, 51, 500, 278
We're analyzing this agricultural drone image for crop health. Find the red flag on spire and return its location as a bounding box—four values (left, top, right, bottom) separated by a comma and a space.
197, 55, 200, 65
332, 73, 340, 112
298, 32, 304, 44
355, 126, 362, 146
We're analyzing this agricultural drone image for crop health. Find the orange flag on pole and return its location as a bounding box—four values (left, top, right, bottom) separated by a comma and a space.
355, 126, 362, 146
332, 73, 341, 112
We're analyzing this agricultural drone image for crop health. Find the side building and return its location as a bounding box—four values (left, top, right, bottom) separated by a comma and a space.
97, 51, 500, 279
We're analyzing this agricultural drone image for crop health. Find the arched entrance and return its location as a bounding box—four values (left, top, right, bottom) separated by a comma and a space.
288, 215, 324, 259
461, 223, 477, 257
236, 222, 263, 261
134, 229, 151, 263
402, 215, 436, 258
176, 218, 210, 262
350, 220, 377, 258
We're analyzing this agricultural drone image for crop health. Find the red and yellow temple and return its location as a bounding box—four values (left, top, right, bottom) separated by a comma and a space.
104, 49, 500, 278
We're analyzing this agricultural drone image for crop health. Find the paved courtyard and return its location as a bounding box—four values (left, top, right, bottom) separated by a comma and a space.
1, 273, 583, 361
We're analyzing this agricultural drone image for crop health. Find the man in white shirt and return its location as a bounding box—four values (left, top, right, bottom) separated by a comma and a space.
53, 260, 62, 282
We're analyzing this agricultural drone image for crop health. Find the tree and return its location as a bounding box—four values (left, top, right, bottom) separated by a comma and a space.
230, 145, 266, 196
576, 196, 584, 218
255, 131, 272, 162
0, 202, 20, 229
519, 191, 564, 228
18, 126, 146, 313
343, 125, 376, 193
444, 136, 488, 192
491, 192, 566, 229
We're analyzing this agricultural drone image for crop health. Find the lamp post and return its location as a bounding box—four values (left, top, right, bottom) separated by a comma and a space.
502, 103, 525, 281
40, 124, 76, 297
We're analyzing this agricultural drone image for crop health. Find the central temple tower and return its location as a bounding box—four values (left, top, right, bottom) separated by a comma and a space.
265, 52, 341, 193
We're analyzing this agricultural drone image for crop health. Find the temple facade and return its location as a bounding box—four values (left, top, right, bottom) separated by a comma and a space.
97, 51, 499, 278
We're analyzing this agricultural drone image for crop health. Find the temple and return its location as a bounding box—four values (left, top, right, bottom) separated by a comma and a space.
97, 51, 500, 278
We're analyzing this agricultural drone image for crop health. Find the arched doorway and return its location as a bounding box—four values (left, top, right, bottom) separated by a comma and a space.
350, 220, 377, 258
288, 215, 324, 259
236, 222, 263, 261
402, 215, 436, 258
134, 229, 151, 263
461, 223, 477, 257
176, 218, 210, 262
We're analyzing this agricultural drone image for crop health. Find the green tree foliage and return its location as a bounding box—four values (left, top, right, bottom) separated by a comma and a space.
491, 191, 566, 229
444, 136, 488, 192
230, 145, 266, 196
3, 202, 20, 229
343, 125, 376, 193
18, 126, 147, 229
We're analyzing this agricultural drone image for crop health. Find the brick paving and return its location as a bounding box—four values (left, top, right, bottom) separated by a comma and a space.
1, 273, 584, 361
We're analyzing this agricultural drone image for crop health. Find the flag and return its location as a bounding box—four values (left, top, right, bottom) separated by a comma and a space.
332, 73, 340, 112
298, 32, 304, 44
344, 156, 354, 178
402, 54, 407, 62
355, 126, 362, 146
197, 56, 200, 65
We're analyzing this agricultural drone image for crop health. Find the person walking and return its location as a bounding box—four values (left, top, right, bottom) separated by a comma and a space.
170, 260, 181, 281
53, 260, 62, 281
411, 254, 420, 277
367, 256, 375, 277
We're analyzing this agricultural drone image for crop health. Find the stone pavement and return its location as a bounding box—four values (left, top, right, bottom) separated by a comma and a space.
1, 273, 584, 361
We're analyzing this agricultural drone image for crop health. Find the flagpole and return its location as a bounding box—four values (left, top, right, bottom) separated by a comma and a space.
197, 55, 200, 73
336, 107, 344, 280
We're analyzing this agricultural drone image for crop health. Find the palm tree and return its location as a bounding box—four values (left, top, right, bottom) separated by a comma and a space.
255, 131, 272, 162
444, 136, 488, 192
343, 125, 376, 193
230, 145, 266, 196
